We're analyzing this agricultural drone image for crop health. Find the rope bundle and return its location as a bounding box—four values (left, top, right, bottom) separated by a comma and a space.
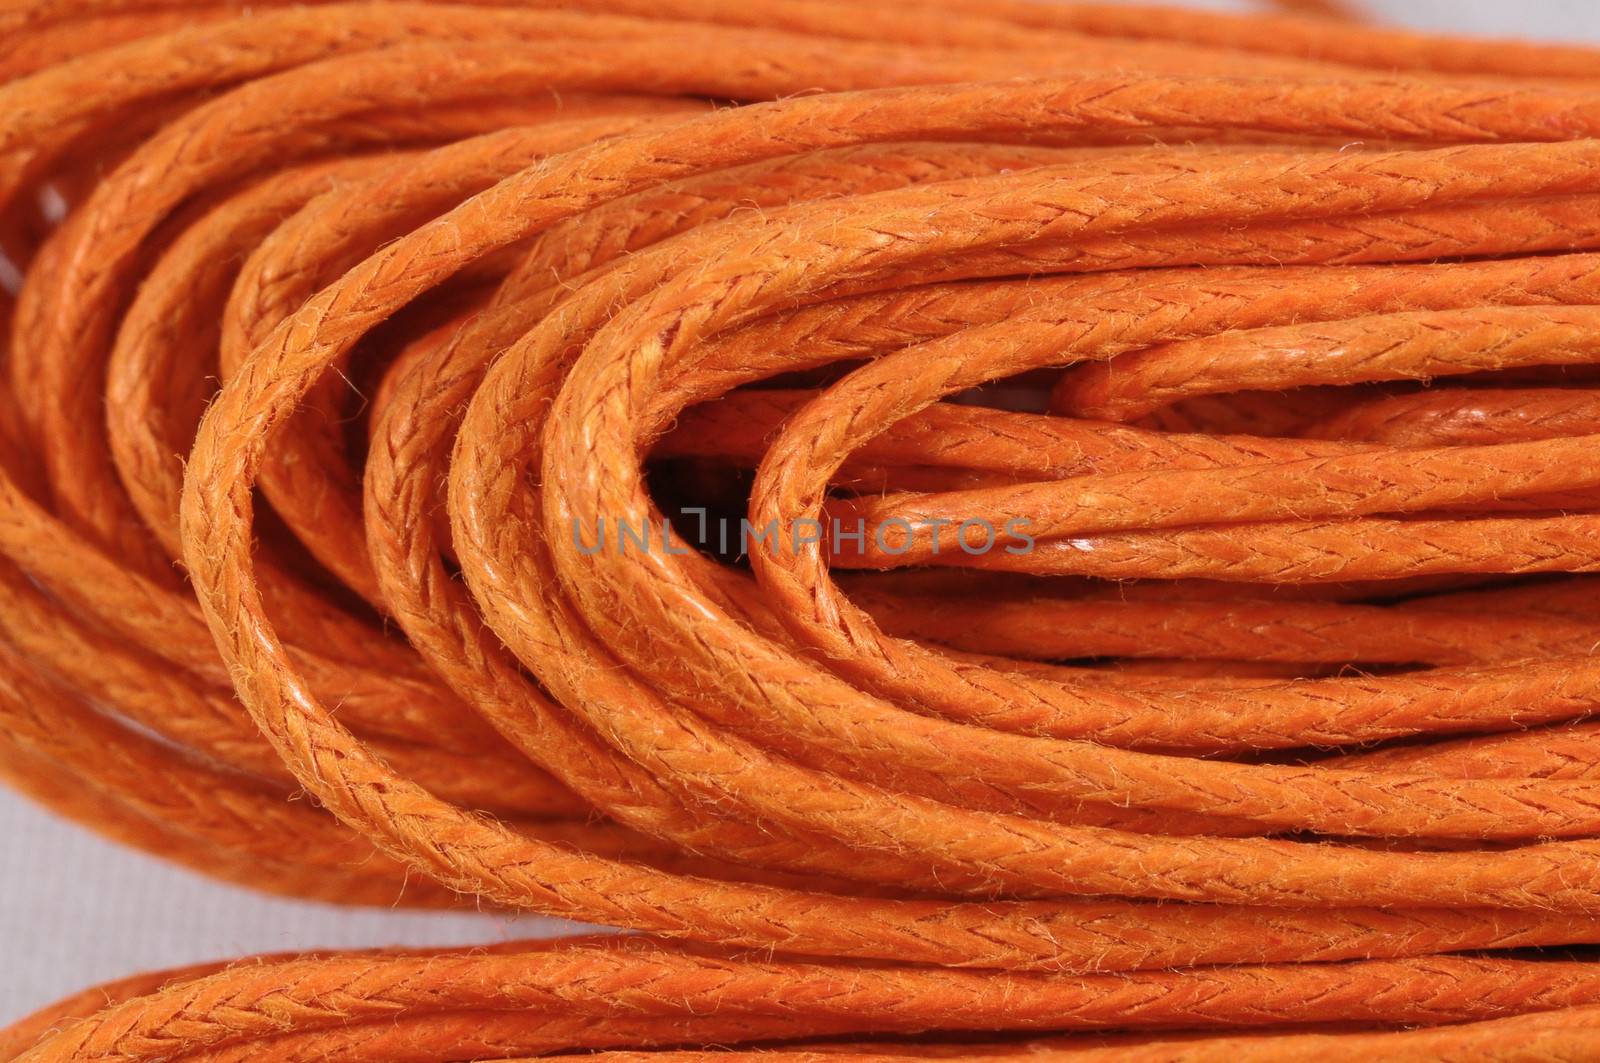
7, 0, 1600, 1057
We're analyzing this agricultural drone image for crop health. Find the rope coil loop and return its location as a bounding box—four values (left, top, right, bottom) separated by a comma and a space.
8, 0, 1600, 1057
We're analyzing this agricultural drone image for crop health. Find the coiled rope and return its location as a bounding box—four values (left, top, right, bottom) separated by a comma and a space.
7, 0, 1600, 1057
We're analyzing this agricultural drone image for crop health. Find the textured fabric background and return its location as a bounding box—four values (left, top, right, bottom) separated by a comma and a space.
2, 0, 1595, 1027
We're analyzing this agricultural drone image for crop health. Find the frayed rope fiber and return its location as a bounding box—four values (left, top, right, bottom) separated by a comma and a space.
9, 0, 1600, 1058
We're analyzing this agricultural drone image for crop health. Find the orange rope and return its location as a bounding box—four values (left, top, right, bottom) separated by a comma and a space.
6, 0, 1600, 1057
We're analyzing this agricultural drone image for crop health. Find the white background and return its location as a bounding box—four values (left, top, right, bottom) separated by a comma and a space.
4, 0, 1599, 1027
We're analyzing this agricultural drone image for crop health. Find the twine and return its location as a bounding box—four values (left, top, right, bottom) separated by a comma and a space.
7, 0, 1600, 1057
